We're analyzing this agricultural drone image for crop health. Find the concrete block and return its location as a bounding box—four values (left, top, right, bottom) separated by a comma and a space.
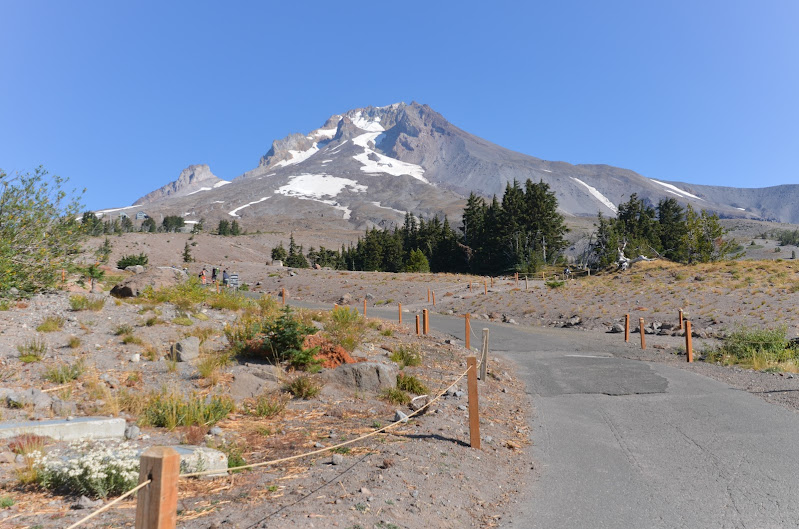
171, 445, 228, 478
0, 417, 126, 441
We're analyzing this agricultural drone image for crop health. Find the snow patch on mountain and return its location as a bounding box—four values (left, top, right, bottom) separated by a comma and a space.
273, 145, 320, 168
228, 196, 270, 217
351, 111, 385, 132
371, 201, 406, 215
352, 132, 428, 183
274, 173, 367, 220
650, 179, 703, 200
571, 178, 617, 214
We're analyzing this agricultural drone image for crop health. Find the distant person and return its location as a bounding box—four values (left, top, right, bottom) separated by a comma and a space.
211, 267, 218, 284
199, 268, 207, 285
222, 269, 229, 287
564, 266, 571, 279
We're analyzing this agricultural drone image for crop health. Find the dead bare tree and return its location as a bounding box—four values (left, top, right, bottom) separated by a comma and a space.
616, 241, 655, 271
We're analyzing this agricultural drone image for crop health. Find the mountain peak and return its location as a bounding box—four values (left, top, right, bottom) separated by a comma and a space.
134, 164, 229, 205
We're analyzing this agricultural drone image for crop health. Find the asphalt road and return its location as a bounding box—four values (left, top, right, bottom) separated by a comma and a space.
286, 301, 799, 528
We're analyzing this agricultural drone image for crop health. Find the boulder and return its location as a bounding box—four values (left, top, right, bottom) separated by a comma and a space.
111, 267, 188, 298
125, 265, 145, 274
170, 337, 200, 362
7, 388, 52, 412
609, 323, 625, 333
563, 315, 582, 328
337, 293, 353, 305
228, 367, 279, 401
322, 362, 397, 392
272, 260, 283, 267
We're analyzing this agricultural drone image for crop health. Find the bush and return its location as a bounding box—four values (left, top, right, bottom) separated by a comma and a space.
232, 307, 320, 370
69, 294, 105, 311
0, 167, 85, 296
324, 306, 366, 352
285, 375, 321, 399
245, 391, 289, 418
396, 373, 429, 394
140, 392, 234, 430
34, 440, 139, 498
44, 360, 85, 384
390, 345, 422, 369
17, 338, 47, 362
545, 279, 565, 289
116, 253, 148, 270
705, 326, 795, 369
36, 316, 65, 333
380, 387, 410, 405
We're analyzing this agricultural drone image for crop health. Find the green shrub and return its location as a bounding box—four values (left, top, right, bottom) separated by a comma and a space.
396, 373, 429, 394
145, 277, 207, 313
140, 392, 234, 430
390, 345, 422, 369
172, 316, 193, 326
380, 387, 410, 405
116, 253, 148, 270
0, 496, 14, 508
247, 392, 289, 417
233, 307, 320, 370
17, 338, 47, 362
285, 375, 321, 399
705, 326, 795, 369
114, 324, 134, 336
324, 306, 365, 352
69, 294, 105, 311
36, 316, 65, 333
67, 336, 81, 349
208, 289, 253, 311
545, 279, 565, 289
44, 360, 85, 384
0, 167, 85, 297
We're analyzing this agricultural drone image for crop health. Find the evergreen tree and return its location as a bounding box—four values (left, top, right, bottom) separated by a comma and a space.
285, 234, 309, 268
230, 220, 241, 236
141, 217, 156, 233
217, 219, 230, 236
657, 198, 687, 262
271, 242, 287, 262
405, 248, 430, 272
96, 237, 113, 264
191, 217, 205, 234
162, 215, 185, 233
182, 242, 194, 263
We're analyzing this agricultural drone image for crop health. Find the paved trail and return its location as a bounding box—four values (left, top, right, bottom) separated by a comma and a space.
289, 301, 799, 528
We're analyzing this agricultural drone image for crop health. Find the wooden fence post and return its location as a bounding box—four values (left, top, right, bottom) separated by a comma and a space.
281, 287, 286, 306
423, 309, 429, 335
398, 303, 402, 324
61, 269, 66, 283
469, 282, 472, 292
490, 277, 494, 288
685, 320, 693, 363
515, 272, 518, 287
483, 280, 487, 295
415, 314, 420, 335
467, 356, 481, 449
679, 309, 684, 330
432, 291, 435, 306
465, 313, 471, 350
363, 299, 367, 318
525, 277, 528, 291
427, 288, 430, 303
480, 328, 489, 381
135, 446, 179, 529
625, 314, 630, 342
639, 317, 646, 350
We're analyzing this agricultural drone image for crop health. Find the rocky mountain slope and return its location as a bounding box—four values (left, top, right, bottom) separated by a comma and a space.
117, 102, 799, 230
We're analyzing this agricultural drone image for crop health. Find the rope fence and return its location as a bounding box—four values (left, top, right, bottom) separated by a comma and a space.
64, 479, 152, 529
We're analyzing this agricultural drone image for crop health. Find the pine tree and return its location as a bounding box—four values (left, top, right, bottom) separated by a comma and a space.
405, 249, 430, 272
182, 242, 193, 263
285, 234, 309, 268
271, 242, 287, 262
96, 237, 113, 264
217, 220, 230, 236
230, 220, 241, 236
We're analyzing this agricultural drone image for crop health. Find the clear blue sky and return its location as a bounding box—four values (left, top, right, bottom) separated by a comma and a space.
2, 0, 797, 211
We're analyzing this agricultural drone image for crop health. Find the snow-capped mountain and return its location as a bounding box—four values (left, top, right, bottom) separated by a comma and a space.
125, 102, 799, 229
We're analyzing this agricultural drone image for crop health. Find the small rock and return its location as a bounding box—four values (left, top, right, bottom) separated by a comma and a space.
365, 293, 375, 300
51, 398, 78, 417
289, 271, 297, 277
124, 424, 141, 439
130, 354, 140, 363
360, 487, 372, 495
411, 490, 419, 498
0, 451, 16, 464
457, 405, 468, 411
314, 442, 325, 448
394, 410, 409, 423
332, 454, 344, 465
73, 495, 103, 510
484, 436, 494, 444
609, 323, 625, 333
171, 336, 200, 362
209, 426, 223, 436
454, 390, 465, 398
337, 293, 353, 305
410, 395, 431, 413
